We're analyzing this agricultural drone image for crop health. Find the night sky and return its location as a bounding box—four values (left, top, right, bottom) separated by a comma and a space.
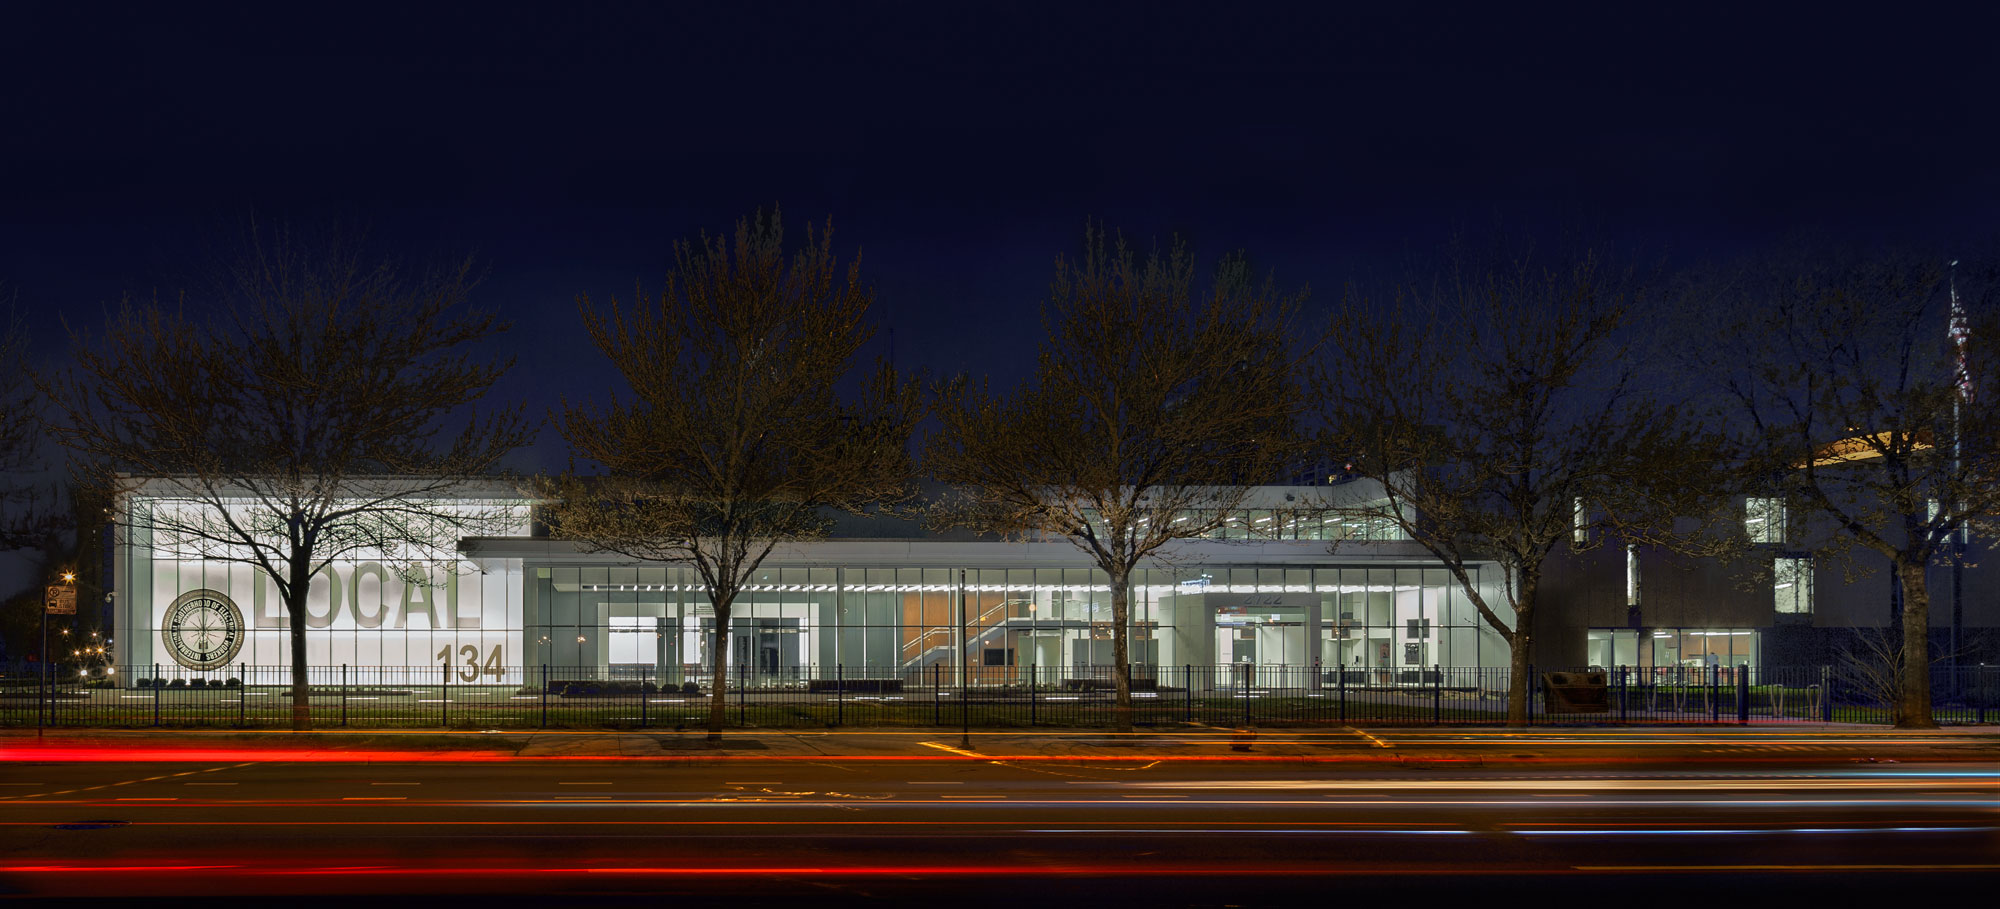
4, 2, 1998, 471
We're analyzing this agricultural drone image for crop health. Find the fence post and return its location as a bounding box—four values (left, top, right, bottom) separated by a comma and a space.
835, 663, 844, 727
1820, 665, 1833, 722
933, 662, 941, 726
1028, 663, 1037, 726
442, 660, 450, 727
1977, 665, 1988, 725
1618, 666, 1628, 724
1707, 663, 1719, 724
152, 663, 160, 727
1338, 663, 1347, 724
541, 664, 548, 728
736, 663, 746, 726
237, 663, 246, 727
1243, 666, 1252, 727
1307, 661, 1318, 723
1433, 664, 1442, 726
1178, 664, 1189, 723
641, 671, 649, 729
1736, 666, 1750, 724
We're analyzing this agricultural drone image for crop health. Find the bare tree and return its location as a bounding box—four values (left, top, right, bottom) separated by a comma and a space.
1694, 251, 1999, 728
0, 298, 65, 552
547, 211, 921, 739
1318, 250, 1724, 726
44, 229, 532, 729
925, 228, 1310, 726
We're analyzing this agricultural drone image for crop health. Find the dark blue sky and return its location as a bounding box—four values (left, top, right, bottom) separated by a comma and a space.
4, 2, 1998, 470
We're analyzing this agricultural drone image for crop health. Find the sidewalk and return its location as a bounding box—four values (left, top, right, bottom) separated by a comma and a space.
3, 724, 1996, 763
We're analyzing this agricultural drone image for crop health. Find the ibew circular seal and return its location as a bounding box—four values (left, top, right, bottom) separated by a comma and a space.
161, 588, 245, 671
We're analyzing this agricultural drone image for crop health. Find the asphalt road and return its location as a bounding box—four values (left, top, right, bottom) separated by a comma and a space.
1, 731, 1996, 905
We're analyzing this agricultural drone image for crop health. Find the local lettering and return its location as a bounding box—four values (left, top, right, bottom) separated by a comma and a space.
251, 562, 481, 630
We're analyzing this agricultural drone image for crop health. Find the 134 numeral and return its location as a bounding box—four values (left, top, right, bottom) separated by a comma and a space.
437, 644, 504, 681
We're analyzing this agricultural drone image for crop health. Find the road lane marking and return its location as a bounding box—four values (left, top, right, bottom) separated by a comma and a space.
1577, 864, 2000, 872
919, 742, 983, 758
113, 798, 177, 801
908, 781, 964, 785
341, 797, 406, 801
1125, 778, 2000, 791
1347, 727, 1393, 749
919, 740, 1127, 780
1027, 828, 1474, 835
0, 761, 252, 802
184, 782, 235, 786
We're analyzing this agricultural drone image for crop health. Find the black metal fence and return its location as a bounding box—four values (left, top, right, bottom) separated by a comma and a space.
3, 663, 1996, 728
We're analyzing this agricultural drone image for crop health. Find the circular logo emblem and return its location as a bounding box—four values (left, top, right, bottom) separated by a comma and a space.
161, 589, 245, 671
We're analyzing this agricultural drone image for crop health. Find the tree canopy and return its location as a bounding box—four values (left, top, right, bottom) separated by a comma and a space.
1690, 250, 2000, 727
926, 227, 1311, 720
44, 227, 531, 728
548, 211, 921, 737
1319, 249, 1726, 725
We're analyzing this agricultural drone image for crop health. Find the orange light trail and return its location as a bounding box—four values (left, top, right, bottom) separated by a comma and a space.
4, 747, 1983, 765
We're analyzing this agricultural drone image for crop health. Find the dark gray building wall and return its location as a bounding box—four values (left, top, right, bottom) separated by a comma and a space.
1534, 500, 2000, 668
1539, 543, 1770, 666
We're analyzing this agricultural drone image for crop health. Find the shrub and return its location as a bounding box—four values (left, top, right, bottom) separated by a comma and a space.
225, 678, 242, 687
168, 678, 186, 688
208, 678, 226, 688
679, 682, 700, 695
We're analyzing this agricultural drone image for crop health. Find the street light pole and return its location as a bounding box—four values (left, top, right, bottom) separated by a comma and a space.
41, 572, 76, 735
38, 592, 45, 734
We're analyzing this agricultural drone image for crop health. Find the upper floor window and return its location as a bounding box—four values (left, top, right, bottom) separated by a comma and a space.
1745, 497, 1786, 545
1573, 498, 1588, 544
1626, 545, 1640, 607
1774, 555, 1812, 615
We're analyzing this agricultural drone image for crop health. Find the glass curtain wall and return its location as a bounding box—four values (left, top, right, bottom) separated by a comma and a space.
524, 563, 1505, 686
123, 498, 531, 685
1586, 628, 1762, 677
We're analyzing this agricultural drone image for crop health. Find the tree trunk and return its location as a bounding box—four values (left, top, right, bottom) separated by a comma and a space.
1505, 629, 1532, 727
1895, 559, 1938, 729
706, 594, 733, 740
286, 562, 312, 731
1504, 573, 1537, 728
1108, 566, 1131, 733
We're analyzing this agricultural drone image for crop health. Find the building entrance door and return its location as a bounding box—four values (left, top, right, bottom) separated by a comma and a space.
1214, 607, 1307, 687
